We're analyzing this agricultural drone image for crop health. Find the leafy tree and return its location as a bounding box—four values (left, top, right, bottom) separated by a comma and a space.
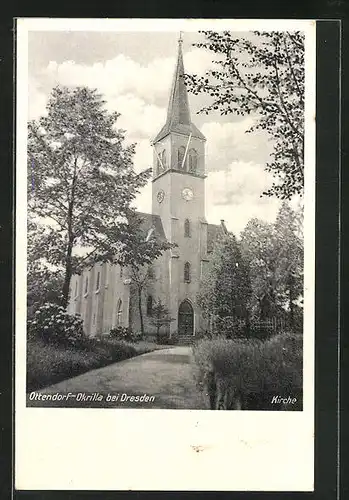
240, 202, 303, 328
149, 299, 175, 340
240, 218, 279, 319
198, 233, 251, 328
185, 31, 305, 199
273, 202, 303, 329
28, 85, 150, 308
27, 217, 64, 317
116, 212, 173, 336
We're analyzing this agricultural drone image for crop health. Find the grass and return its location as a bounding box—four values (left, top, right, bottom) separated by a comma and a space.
26, 336, 161, 392
192, 332, 303, 409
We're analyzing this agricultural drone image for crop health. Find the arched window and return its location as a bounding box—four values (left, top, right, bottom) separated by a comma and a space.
147, 295, 153, 316
184, 219, 191, 237
184, 262, 191, 283
84, 276, 89, 295
178, 146, 186, 169
116, 299, 123, 326
74, 279, 78, 297
188, 148, 198, 173
96, 271, 100, 291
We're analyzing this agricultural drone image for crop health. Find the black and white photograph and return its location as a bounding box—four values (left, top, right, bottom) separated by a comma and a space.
16, 18, 316, 491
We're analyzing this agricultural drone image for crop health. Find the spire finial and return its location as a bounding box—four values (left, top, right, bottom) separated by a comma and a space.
178, 31, 183, 45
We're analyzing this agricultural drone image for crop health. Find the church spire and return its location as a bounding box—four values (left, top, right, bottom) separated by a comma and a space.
152, 33, 206, 143
165, 32, 191, 126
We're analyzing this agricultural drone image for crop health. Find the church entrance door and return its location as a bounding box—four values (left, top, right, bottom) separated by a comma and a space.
178, 300, 194, 335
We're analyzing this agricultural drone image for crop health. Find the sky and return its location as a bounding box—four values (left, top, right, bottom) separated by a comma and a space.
28, 30, 283, 235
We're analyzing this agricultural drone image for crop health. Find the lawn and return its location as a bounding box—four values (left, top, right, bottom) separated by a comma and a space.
27, 336, 163, 392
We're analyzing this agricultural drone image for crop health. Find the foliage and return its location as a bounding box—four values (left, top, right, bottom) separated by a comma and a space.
108, 326, 142, 343
212, 316, 247, 338
198, 232, 251, 322
157, 331, 179, 345
240, 202, 303, 328
123, 213, 174, 335
184, 30, 305, 199
27, 262, 64, 318
192, 331, 302, 409
28, 302, 84, 347
149, 299, 175, 340
27, 217, 64, 317
28, 85, 150, 307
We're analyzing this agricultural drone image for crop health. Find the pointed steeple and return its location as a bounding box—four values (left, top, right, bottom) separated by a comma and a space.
153, 34, 206, 143
165, 32, 191, 127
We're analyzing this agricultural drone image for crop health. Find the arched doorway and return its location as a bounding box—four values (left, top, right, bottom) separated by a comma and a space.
178, 300, 194, 335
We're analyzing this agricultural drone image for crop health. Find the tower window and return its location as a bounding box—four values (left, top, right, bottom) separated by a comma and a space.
184, 219, 191, 237
84, 276, 89, 295
147, 295, 153, 316
188, 149, 198, 173
184, 262, 191, 283
178, 146, 186, 170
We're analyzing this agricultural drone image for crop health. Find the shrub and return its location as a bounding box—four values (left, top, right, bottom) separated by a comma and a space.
27, 302, 85, 347
193, 332, 303, 409
214, 316, 247, 338
157, 331, 178, 345
108, 326, 141, 342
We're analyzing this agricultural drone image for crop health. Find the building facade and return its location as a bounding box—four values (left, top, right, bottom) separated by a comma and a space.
67, 38, 225, 337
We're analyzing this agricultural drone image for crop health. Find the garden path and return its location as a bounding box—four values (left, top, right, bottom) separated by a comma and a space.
27, 346, 209, 409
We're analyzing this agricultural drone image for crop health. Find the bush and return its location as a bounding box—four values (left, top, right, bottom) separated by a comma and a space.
156, 331, 178, 345
28, 302, 85, 347
192, 332, 303, 409
108, 326, 142, 343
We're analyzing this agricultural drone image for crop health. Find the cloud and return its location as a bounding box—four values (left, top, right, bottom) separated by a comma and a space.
205, 162, 281, 235
40, 47, 214, 106
202, 119, 273, 171
108, 94, 166, 140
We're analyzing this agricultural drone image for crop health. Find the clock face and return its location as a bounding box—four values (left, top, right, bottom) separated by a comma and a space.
182, 188, 194, 201
157, 190, 165, 203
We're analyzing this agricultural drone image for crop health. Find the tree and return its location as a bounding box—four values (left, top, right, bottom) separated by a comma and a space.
240, 218, 279, 319
273, 202, 303, 329
240, 202, 303, 328
149, 300, 175, 340
27, 217, 64, 317
28, 85, 150, 308
115, 212, 173, 336
184, 31, 305, 199
198, 233, 251, 330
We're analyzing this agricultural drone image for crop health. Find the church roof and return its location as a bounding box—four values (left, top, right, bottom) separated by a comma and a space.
152, 39, 206, 144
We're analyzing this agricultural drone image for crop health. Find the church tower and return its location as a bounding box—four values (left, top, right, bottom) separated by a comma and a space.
151, 34, 208, 336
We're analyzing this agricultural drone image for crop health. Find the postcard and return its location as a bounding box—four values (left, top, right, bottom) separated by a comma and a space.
15, 17, 315, 491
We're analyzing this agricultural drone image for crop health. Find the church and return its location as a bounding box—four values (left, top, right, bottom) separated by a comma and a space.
67, 37, 227, 338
